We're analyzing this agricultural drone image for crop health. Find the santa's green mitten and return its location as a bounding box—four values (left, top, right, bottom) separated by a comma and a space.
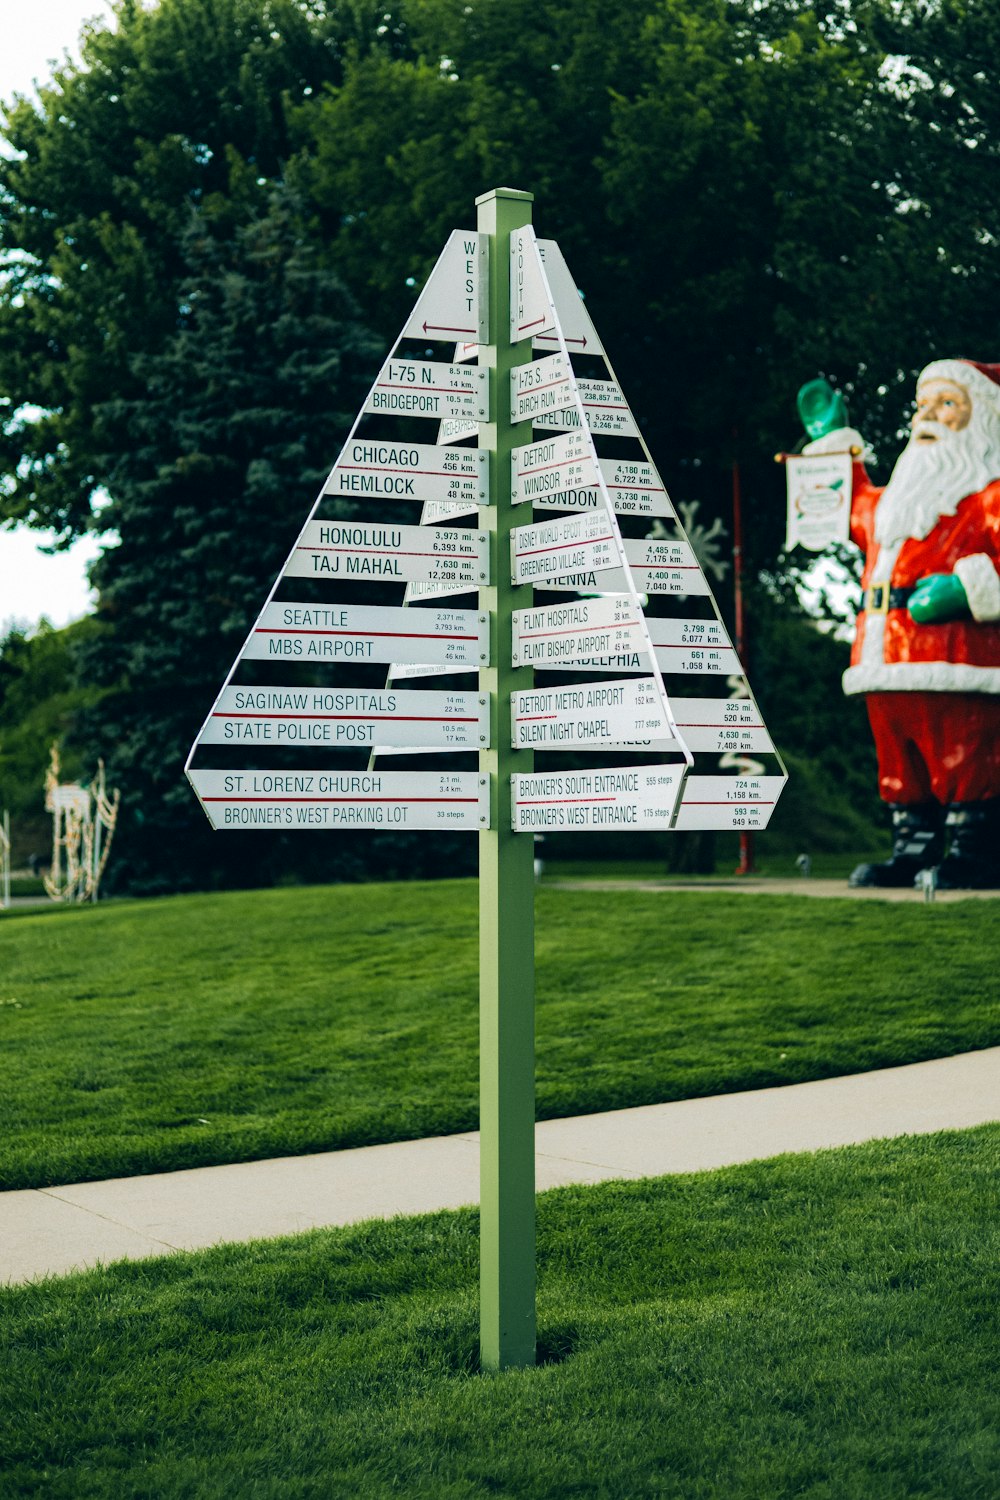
908, 573, 971, 624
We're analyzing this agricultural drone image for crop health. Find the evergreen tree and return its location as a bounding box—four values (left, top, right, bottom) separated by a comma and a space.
3, 0, 995, 891
4, 0, 995, 562
0, 0, 379, 537
72, 190, 381, 892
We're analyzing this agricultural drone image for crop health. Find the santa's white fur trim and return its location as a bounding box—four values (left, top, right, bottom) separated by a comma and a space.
919, 360, 1000, 414
843, 660, 1000, 696
802, 427, 867, 457
954, 553, 1000, 622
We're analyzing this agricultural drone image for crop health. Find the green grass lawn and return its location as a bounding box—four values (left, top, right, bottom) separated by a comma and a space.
2, 1126, 998, 1498
2, 881, 999, 1190
543, 849, 876, 880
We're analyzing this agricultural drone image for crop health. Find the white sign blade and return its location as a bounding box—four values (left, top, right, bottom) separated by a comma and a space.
401, 231, 488, 344
512, 765, 685, 832
405, 580, 478, 603
243, 603, 489, 668
513, 457, 674, 519
324, 440, 487, 507
188, 769, 489, 831
438, 416, 481, 445
543, 569, 712, 596
512, 678, 674, 750
511, 510, 620, 585
419, 497, 479, 524
545, 651, 727, 675
538, 616, 741, 675
510, 226, 556, 344
533, 379, 638, 438
533, 239, 604, 355
510, 352, 573, 424
405, 542, 479, 598
646, 619, 740, 675
545, 538, 711, 595
464, 239, 605, 358
623, 540, 705, 591
388, 661, 469, 681
283, 520, 488, 587
512, 594, 642, 666
201, 686, 488, 750
669, 698, 775, 754
511, 430, 598, 504
364, 359, 488, 422
672, 775, 786, 831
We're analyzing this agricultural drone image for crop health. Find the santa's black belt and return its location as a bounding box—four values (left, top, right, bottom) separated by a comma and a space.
864, 584, 914, 614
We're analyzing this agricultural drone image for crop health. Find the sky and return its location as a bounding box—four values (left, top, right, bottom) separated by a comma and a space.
1, 0, 114, 637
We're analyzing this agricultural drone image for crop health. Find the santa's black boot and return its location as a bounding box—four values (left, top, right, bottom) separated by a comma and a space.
849, 803, 945, 888
931, 802, 1000, 890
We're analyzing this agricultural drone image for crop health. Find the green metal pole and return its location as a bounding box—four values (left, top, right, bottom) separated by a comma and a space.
477, 186, 537, 1372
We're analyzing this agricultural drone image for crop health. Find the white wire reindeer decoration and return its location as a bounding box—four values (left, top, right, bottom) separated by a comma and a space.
44, 745, 120, 903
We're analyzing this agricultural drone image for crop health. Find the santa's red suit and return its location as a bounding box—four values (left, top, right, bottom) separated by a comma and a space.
804, 357, 1000, 886
845, 468, 1000, 805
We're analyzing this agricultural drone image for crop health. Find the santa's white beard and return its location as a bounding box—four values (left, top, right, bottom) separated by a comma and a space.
875, 415, 1000, 545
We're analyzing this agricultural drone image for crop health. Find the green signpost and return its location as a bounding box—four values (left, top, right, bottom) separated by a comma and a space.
186, 187, 787, 1372
477, 188, 538, 1369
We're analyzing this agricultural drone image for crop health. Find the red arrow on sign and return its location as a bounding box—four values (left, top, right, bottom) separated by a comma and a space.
423, 322, 477, 335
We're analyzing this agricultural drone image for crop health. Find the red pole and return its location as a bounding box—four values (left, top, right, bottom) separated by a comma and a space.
732, 440, 756, 875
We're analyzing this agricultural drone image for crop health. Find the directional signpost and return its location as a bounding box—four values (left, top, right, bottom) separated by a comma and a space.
186, 187, 787, 1374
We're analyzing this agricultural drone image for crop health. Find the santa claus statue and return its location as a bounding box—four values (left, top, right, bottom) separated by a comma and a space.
798, 359, 1000, 888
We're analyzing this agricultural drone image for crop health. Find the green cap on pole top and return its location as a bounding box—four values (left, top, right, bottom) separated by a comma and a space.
797, 378, 849, 440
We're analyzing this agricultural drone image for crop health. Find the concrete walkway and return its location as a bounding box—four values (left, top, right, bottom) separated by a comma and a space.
546, 876, 1000, 902
9, 877, 1000, 915
4, 1047, 998, 1286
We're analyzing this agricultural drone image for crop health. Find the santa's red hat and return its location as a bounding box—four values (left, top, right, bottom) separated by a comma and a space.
919, 358, 1000, 410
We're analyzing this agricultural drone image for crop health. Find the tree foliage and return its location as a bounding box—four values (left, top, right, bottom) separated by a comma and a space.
71, 189, 380, 891
0, 0, 379, 536
0, 0, 995, 889
0, 618, 104, 858
5, 0, 997, 554
298, 0, 998, 536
